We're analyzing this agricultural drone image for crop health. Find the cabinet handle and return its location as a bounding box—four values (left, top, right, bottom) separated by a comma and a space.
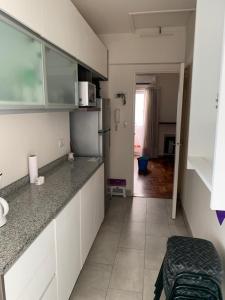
216, 94, 219, 109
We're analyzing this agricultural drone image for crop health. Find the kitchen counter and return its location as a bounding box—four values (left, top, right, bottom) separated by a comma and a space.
0, 157, 103, 275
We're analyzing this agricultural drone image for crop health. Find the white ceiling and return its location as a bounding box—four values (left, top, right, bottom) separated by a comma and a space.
72, 0, 196, 34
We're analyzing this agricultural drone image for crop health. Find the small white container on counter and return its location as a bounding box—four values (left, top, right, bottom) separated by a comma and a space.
35, 176, 45, 186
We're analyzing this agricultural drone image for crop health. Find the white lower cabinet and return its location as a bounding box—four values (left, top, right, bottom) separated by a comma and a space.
54, 192, 81, 300
4, 222, 56, 300
80, 174, 97, 264
0, 0, 108, 78
41, 277, 57, 300
3, 165, 104, 300
80, 165, 104, 265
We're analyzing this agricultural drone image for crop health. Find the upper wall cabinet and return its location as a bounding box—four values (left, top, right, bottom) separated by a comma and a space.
45, 46, 79, 108
211, 21, 225, 210
188, 0, 225, 164
187, 0, 225, 210
0, 17, 45, 108
42, 0, 107, 78
0, 0, 108, 78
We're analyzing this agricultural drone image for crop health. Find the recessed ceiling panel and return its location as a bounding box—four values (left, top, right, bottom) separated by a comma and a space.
133, 11, 194, 29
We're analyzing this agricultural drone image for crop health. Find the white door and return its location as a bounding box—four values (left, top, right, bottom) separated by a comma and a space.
172, 63, 185, 219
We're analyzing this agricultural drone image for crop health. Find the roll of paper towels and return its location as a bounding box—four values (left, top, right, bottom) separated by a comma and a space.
28, 155, 38, 184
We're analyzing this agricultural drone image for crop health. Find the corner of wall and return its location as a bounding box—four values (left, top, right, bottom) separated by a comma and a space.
185, 12, 196, 65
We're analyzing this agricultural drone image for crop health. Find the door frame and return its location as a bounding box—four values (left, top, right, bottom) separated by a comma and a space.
172, 63, 185, 218
131, 63, 185, 219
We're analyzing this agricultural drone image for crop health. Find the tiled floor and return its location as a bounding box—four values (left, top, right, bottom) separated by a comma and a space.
70, 197, 190, 300
134, 157, 174, 199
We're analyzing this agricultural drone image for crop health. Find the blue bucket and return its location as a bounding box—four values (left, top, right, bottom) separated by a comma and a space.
137, 156, 149, 174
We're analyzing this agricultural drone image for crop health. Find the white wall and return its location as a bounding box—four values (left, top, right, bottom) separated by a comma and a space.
0, 112, 70, 188
185, 12, 196, 65
102, 64, 180, 191
100, 28, 186, 65
181, 6, 225, 293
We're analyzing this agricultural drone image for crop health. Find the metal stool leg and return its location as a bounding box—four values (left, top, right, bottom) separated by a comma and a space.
154, 261, 164, 300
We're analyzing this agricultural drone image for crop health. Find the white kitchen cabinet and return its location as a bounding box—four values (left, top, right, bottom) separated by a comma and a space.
42, 0, 79, 64
42, 0, 107, 78
0, 0, 108, 77
54, 192, 82, 300
4, 222, 56, 300
188, 0, 225, 164
80, 173, 97, 264
73, 8, 108, 78
211, 20, 225, 210
80, 164, 104, 265
187, 0, 225, 210
0, 0, 44, 36
0, 16, 45, 109
45, 45, 79, 109
41, 277, 57, 300
187, 1, 225, 186
3, 165, 104, 300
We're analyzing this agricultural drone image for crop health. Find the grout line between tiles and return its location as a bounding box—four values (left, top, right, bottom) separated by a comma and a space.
142, 202, 147, 300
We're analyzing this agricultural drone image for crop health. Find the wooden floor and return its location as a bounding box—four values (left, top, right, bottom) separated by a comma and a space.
133, 156, 175, 199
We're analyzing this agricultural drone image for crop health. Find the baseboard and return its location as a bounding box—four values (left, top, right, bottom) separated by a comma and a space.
181, 202, 193, 237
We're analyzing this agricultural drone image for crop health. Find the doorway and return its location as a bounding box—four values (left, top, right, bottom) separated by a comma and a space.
133, 72, 180, 200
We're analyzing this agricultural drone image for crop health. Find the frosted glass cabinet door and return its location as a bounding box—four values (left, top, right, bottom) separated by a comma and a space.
45, 46, 78, 107
0, 18, 45, 107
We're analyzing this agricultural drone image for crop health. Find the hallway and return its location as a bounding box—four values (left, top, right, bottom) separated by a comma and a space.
133, 157, 175, 199
70, 197, 189, 300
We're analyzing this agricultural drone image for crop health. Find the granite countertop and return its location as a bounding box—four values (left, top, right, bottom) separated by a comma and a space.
0, 157, 103, 275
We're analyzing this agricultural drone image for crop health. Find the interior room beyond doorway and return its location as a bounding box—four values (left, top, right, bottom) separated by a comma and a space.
133, 73, 179, 199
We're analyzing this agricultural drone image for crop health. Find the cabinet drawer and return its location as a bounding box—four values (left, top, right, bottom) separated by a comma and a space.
4, 222, 56, 300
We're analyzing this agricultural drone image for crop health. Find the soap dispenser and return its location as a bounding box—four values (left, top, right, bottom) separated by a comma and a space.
0, 198, 9, 227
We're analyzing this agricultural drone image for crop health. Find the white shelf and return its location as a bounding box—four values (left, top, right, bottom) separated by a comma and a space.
187, 157, 213, 191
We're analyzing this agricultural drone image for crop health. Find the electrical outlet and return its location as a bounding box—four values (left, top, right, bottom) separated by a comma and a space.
58, 138, 65, 149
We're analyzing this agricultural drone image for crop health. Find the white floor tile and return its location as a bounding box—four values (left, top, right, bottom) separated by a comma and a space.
115, 248, 144, 268
109, 264, 144, 292
106, 289, 142, 300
